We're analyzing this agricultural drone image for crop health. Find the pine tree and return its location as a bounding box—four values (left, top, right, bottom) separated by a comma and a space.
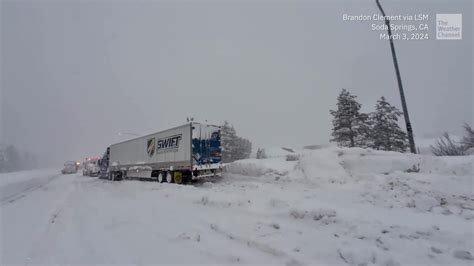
370, 96, 408, 152
233, 137, 252, 160
5, 145, 22, 172
330, 89, 370, 147
0, 144, 6, 173
221, 121, 252, 162
221, 121, 238, 163
355, 112, 373, 148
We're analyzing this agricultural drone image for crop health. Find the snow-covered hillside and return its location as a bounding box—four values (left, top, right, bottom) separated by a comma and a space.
226, 147, 474, 264
1, 148, 473, 265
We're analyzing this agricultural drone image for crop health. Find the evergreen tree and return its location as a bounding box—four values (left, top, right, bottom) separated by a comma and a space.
5, 145, 22, 172
330, 89, 370, 147
221, 121, 238, 163
370, 96, 408, 152
0, 144, 38, 172
0, 144, 6, 173
355, 112, 373, 148
233, 137, 252, 161
221, 121, 252, 162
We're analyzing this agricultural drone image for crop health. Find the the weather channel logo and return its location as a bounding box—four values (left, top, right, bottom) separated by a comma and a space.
436, 14, 462, 40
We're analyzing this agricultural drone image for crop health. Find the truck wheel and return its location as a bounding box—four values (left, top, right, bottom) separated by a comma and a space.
166, 172, 173, 183
182, 175, 191, 184
158, 173, 164, 183
173, 172, 183, 184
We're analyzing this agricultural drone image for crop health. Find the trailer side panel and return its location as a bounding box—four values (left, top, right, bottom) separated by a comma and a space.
109, 124, 192, 171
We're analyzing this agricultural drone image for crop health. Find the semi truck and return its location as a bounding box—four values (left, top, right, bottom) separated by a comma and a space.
98, 122, 222, 184
82, 157, 100, 177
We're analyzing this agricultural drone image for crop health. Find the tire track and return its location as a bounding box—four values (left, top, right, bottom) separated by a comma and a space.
24, 176, 83, 265
208, 223, 303, 265
0, 174, 61, 205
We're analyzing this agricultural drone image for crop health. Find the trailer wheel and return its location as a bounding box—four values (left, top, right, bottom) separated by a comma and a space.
182, 175, 191, 184
173, 172, 183, 184
166, 172, 173, 183
110, 171, 122, 181
158, 172, 164, 183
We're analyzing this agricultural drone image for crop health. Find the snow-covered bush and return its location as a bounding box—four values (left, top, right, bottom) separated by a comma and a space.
430, 124, 474, 156
286, 154, 299, 161
431, 133, 465, 156
460, 123, 474, 150
256, 148, 267, 159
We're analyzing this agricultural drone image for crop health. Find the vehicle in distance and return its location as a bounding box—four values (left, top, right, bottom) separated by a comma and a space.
61, 161, 78, 174
82, 157, 100, 176
99, 122, 222, 184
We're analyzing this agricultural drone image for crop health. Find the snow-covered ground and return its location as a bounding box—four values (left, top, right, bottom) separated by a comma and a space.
1, 148, 473, 265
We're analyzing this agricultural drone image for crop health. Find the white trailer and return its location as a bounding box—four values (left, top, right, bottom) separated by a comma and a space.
106, 122, 222, 183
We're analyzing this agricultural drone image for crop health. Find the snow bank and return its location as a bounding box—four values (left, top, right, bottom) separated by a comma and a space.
338, 148, 473, 177
250, 146, 297, 159
230, 147, 473, 181
225, 157, 297, 178
222, 148, 473, 265
227, 147, 474, 214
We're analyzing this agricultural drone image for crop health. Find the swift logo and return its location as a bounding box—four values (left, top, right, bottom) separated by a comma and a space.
147, 138, 156, 157
157, 134, 182, 153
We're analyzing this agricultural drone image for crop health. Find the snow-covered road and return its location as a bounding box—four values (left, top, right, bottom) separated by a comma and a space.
2, 172, 307, 265
1, 172, 61, 205
1, 148, 473, 265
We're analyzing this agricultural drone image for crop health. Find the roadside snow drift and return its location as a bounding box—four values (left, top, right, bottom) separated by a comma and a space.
1, 148, 473, 265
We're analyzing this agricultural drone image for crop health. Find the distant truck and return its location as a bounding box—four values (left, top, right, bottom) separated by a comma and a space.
98, 122, 222, 184
82, 157, 100, 177
61, 161, 78, 174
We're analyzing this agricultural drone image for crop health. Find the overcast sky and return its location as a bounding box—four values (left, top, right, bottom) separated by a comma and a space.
1, 0, 472, 165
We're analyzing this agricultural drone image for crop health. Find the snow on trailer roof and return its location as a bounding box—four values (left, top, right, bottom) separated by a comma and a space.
110, 122, 220, 147
189, 120, 221, 128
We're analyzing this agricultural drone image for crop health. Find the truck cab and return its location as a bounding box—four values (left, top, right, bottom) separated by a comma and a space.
98, 148, 110, 179
83, 158, 100, 177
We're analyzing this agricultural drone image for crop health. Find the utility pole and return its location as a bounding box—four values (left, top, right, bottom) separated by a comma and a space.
375, 0, 417, 153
